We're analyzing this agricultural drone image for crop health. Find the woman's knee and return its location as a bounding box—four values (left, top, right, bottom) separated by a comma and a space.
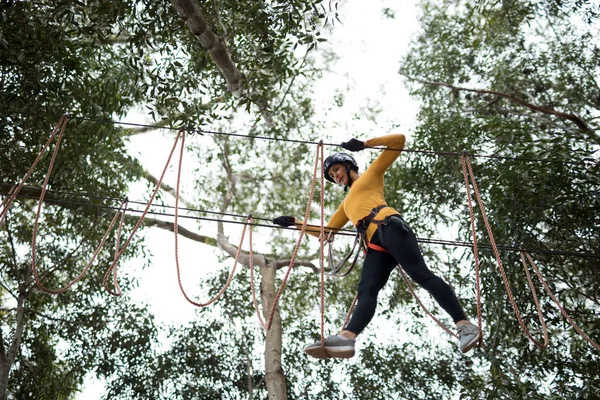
409, 270, 439, 288
357, 280, 384, 296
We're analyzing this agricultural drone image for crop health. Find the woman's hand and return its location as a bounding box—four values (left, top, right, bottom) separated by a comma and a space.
341, 138, 366, 152
273, 216, 296, 227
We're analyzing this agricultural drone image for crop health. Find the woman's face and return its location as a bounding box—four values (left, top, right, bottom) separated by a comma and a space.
328, 163, 348, 186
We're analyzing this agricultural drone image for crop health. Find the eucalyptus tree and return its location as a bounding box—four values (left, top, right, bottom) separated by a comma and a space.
390, 0, 600, 398
0, 0, 341, 398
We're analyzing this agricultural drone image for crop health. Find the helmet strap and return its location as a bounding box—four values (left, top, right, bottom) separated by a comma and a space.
344, 165, 353, 191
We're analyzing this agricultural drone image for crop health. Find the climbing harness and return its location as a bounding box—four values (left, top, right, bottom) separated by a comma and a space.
355, 204, 390, 253
326, 205, 389, 278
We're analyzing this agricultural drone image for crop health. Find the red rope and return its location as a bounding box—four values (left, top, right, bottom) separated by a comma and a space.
104, 128, 185, 282
397, 267, 459, 338
1, 115, 69, 226
30, 117, 128, 294
248, 143, 325, 330
341, 293, 358, 330
462, 154, 551, 349
172, 129, 247, 307
522, 252, 600, 351
316, 142, 328, 352
518, 251, 549, 348
461, 154, 484, 347
102, 199, 129, 296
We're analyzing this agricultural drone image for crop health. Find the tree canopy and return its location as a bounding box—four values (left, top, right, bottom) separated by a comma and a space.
1, 0, 598, 399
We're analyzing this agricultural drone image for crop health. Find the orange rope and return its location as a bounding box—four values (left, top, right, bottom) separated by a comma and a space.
397, 267, 459, 338
341, 293, 358, 330
30, 117, 128, 294
102, 199, 129, 296
522, 252, 600, 351
462, 153, 550, 348
103, 128, 185, 282
172, 129, 248, 307
518, 251, 549, 348
461, 154, 484, 348
315, 142, 328, 352
263, 142, 325, 331
1, 115, 69, 226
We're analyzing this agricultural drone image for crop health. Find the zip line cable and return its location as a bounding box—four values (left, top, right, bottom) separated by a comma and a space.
3, 188, 598, 259
5, 112, 596, 166
72, 115, 596, 166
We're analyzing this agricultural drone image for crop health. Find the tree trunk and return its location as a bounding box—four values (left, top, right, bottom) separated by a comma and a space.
260, 265, 287, 400
170, 0, 243, 94
0, 291, 26, 400
169, 0, 274, 126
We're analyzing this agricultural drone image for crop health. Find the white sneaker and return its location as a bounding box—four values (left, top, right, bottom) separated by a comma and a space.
458, 324, 481, 353
304, 335, 355, 359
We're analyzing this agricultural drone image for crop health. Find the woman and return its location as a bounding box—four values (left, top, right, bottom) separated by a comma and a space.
273, 134, 480, 359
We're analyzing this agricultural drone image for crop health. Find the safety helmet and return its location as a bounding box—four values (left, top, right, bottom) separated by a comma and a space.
323, 153, 359, 184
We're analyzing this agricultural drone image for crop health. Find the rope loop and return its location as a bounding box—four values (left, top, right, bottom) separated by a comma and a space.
462, 153, 550, 349
102, 198, 129, 296
104, 128, 186, 283
1, 115, 69, 226
172, 129, 247, 307
253, 141, 326, 331
521, 251, 600, 351
29, 117, 130, 294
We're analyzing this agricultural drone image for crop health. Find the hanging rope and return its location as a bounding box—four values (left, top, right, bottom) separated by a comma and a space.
461, 153, 485, 348
341, 293, 359, 330
172, 129, 249, 307
251, 142, 326, 331
396, 267, 458, 338
462, 153, 550, 349
316, 142, 328, 354
102, 199, 129, 296
0, 115, 69, 226
103, 127, 186, 285
521, 252, 600, 351
29, 117, 129, 294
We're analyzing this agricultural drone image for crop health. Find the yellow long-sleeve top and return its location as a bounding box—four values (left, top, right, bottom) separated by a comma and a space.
299, 134, 406, 241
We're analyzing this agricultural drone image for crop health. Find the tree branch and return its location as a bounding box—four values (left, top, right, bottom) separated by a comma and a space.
139, 216, 217, 246
274, 258, 318, 273
400, 72, 597, 136
141, 170, 196, 210
170, 0, 274, 127
171, 0, 243, 93
7, 291, 26, 368
213, 138, 270, 269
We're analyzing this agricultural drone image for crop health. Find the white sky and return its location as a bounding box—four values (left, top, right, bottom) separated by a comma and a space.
78, 0, 422, 397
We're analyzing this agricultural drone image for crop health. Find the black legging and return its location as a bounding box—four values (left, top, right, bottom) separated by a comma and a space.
345, 215, 467, 335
